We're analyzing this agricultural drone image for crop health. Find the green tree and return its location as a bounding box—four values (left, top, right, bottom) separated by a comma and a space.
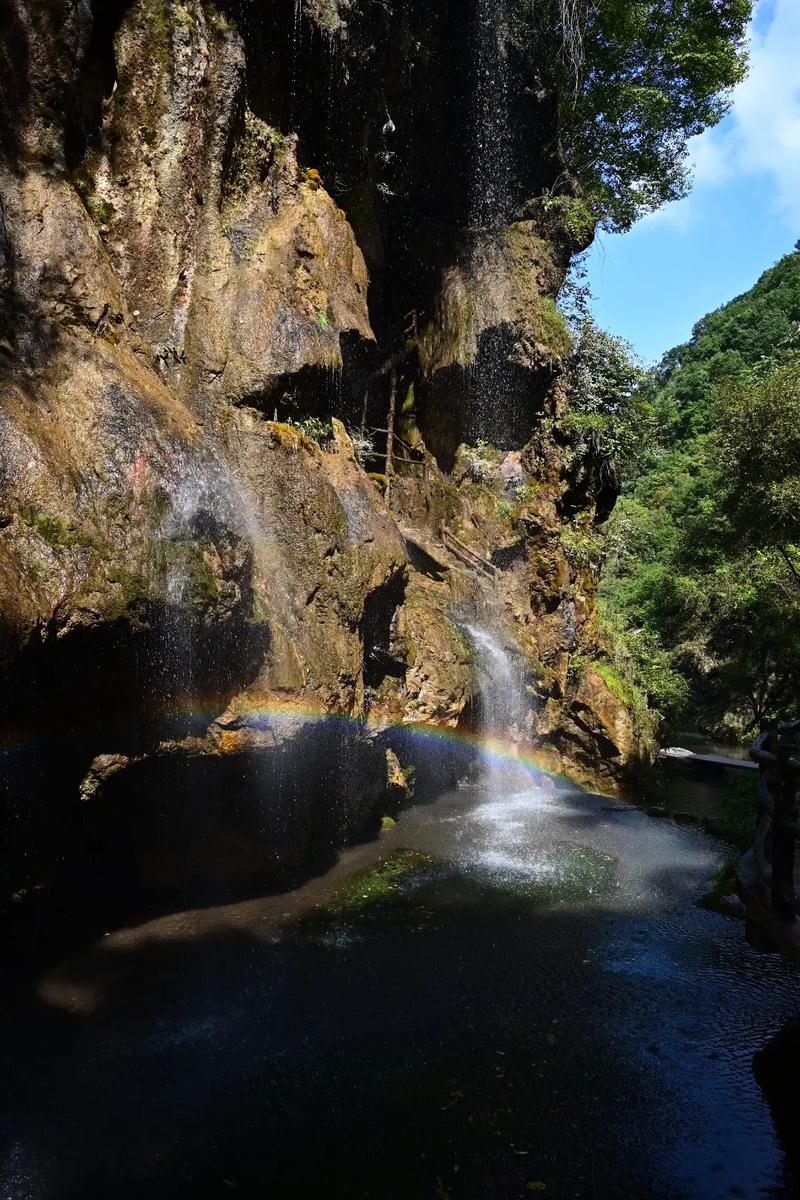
515, 0, 752, 230
600, 250, 800, 738
717, 357, 800, 551
565, 316, 651, 485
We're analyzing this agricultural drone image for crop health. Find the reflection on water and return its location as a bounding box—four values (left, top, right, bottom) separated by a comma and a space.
2, 773, 798, 1199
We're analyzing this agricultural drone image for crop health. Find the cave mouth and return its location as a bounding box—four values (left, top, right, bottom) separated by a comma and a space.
214, 0, 562, 352
235, 332, 378, 434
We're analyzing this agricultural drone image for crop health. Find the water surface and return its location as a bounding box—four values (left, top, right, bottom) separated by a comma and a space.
2, 773, 798, 1199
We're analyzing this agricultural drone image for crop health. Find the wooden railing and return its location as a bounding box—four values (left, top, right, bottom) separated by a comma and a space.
441, 527, 497, 579
750, 722, 800, 923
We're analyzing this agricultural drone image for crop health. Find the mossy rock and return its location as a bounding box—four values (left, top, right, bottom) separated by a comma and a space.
533, 296, 572, 359
223, 109, 278, 206
19, 505, 78, 548
156, 537, 220, 611
324, 850, 435, 913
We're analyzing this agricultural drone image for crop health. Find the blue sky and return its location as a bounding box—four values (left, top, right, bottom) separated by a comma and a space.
585, 0, 800, 365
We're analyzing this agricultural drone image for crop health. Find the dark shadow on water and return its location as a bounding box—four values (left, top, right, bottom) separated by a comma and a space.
2, 812, 798, 1200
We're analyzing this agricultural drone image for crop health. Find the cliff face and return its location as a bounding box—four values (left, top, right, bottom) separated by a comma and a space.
0, 0, 642, 925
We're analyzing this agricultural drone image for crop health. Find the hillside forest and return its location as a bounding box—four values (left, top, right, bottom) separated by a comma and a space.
593, 245, 800, 743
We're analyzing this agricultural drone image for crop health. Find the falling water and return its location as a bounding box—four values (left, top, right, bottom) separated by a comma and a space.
153, 445, 249, 733
470, 0, 513, 231
289, 0, 303, 128
465, 0, 518, 444
462, 621, 524, 740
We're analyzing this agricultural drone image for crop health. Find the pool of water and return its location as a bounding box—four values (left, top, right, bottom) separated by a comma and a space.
2, 771, 798, 1199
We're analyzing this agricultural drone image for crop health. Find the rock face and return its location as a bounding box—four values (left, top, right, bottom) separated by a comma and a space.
0, 0, 644, 930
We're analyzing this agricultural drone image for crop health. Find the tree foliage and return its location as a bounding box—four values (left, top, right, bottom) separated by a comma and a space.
601, 248, 800, 738
515, 0, 752, 230
564, 316, 651, 484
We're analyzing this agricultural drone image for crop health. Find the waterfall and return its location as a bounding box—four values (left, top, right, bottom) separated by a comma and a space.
466, 0, 517, 445
287, 0, 304, 130
463, 622, 524, 740
461, 620, 535, 798
470, 0, 512, 231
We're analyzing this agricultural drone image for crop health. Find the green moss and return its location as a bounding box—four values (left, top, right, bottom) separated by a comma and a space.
444, 616, 474, 662
90, 195, 115, 224
584, 655, 656, 752
440, 478, 460, 526
71, 158, 116, 226
560, 526, 604, 570
592, 659, 638, 709
401, 381, 415, 414
223, 108, 278, 206
141, 0, 171, 75
143, 486, 172, 522
380, 815, 397, 832
401, 763, 416, 797
305, 0, 347, 38
267, 422, 308, 449
127, 0, 191, 98
201, 1, 231, 34
514, 481, 540, 503
20, 506, 77, 548
172, 0, 196, 30
699, 860, 739, 910
534, 296, 572, 359
102, 566, 153, 622
327, 850, 434, 912
157, 538, 220, 611
419, 291, 479, 374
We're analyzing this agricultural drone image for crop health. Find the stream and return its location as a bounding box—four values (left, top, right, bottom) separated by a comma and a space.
2, 765, 798, 1199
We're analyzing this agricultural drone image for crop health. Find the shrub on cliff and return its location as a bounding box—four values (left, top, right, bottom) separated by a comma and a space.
563, 316, 650, 484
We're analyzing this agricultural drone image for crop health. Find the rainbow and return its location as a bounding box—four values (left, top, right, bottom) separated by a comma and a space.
0, 695, 570, 787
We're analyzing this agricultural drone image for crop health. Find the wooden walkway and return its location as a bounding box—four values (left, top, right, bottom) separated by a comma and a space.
398, 525, 497, 582
661, 736, 800, 963
658, 747, 757, 771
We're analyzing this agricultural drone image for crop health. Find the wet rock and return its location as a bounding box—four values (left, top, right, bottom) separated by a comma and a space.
76, 0, 372, 413
420, 223, 568, 378
0, 0, 645, 929
534, 666, 641, 795
717, 893, 746, 918
69, 718, 401, 916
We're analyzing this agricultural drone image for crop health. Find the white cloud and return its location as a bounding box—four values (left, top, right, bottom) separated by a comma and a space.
642, 0, 800, 230
729, 0, 800, 221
